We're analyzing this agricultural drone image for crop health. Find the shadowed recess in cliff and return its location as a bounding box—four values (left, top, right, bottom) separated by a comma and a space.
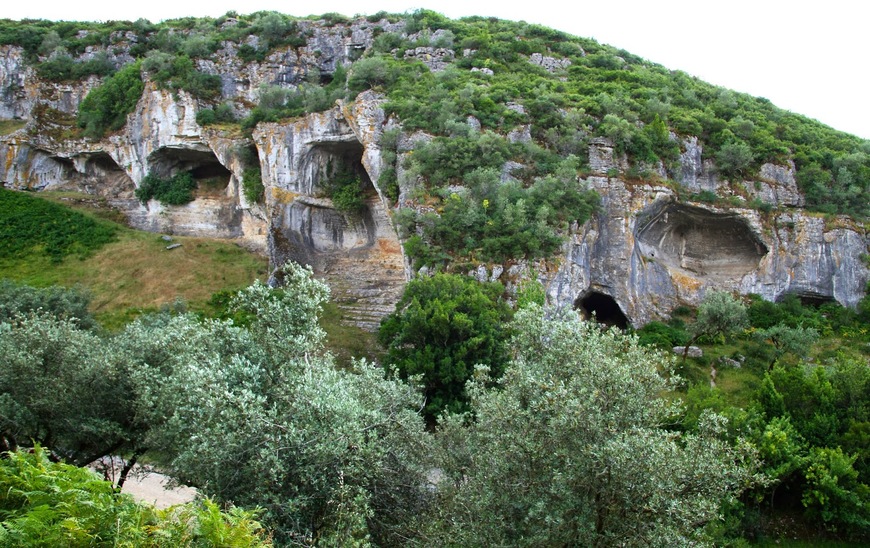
147, 147, 232, 195
79, 152, 135, 197
635, 201, 768, 279
269, 135, 406, 331
576, 291, 629, 329
778, 289, 837, 307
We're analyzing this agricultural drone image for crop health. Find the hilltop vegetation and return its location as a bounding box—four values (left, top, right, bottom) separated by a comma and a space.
1, 9, 869, 545
2, 8, 868, 224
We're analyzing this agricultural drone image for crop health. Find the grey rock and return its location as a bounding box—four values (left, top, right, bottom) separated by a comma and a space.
674, 346, 703, 358
165, 243, 182, 250
529, 53, 572, 73
403, 47, 455, 72
719, 357, 742, 368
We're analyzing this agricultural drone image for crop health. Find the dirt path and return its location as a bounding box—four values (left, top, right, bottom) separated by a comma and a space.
121, 466, 198, 509
93, 457, 197, 509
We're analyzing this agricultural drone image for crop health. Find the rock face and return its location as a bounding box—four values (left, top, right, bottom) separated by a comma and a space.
252, 92, 405, 329
544, 155, 868, 325
0, 19, 866, 329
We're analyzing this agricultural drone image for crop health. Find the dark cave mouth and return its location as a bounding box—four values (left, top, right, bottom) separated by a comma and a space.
576, 291, 629, 329
85, 151, 125, 173
778, 290, 837, 308
147, 147, 233, 189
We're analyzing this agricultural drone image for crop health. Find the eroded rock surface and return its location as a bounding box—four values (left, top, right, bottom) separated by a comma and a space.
254, 97, 405, 329
0, 18, 866, 330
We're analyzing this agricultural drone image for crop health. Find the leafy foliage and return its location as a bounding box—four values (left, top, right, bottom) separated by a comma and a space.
77, 61, 143, 138
140, 51, 221, 100
242, 167, 264, 204
379, 273, 512, 420
682, 291, 748, 359
135, 172, 197, 205
400, 155, 599, 267
118, 263, 427, 544
0, 188, 117, 263
0, 279, 94, 328
421, 306, 758, 545
0, 447, 271, 547
321, 160, 366, 214
674, 292, 870, 541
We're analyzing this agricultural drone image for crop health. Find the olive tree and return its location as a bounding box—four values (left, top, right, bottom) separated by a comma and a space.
130, 263, 430, 545
0, 312, 125, 465
683, 291, 749, 361
422, 306, 759, 546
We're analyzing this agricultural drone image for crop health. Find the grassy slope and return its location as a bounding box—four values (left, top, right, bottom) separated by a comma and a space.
0, 190, 383, 362
0, 190, 268, 328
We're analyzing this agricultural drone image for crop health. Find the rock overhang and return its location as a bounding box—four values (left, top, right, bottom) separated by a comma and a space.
634, 200, 769, 280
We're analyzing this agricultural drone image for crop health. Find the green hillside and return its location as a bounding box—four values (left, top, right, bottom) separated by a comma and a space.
1, 10, 868, 545
0, 189, 267, 327
1, 10, 867, 219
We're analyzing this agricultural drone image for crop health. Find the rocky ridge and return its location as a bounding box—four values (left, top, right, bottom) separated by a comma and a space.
0, 17, 867, 329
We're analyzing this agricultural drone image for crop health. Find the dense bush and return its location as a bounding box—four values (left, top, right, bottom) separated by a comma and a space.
242, 167, 264, 204
422, 306, 758, 545
399, 155, 599, 266
321, 161, 366, 213
379, 273, 512, 420
0, 279, 94, 328
77, 61, 143, 138
141, 52, 221, 99
134, 172, 197, 205
0, 188, 117, 263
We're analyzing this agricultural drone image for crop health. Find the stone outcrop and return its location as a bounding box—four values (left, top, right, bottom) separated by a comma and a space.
0, 45, 38, 119
253, 92, 405, 329
404, 47, 454, 71
544, 177, 868, 325
529, 53, 571, 73
0, 18, 866, 330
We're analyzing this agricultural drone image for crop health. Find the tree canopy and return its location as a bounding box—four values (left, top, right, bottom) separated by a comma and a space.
420, 306, 759, 546
378, 273, 512, 420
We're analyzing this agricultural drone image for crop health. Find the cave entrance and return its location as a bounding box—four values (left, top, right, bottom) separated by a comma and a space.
777, 290, 837, 308
81, 152, 136, 198
635, 202, 768, 279
310, 140, 375, 201
576, 291, 629, 329
147, 147, 233, 196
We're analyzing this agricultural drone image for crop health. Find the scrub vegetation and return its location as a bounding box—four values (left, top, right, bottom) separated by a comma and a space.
0, 8, 868, 546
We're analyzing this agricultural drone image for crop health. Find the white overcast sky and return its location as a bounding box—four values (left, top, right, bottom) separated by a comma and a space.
5, 0, 869, 139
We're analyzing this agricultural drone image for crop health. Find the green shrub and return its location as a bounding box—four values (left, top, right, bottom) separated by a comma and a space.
379, 273, 512, 420
135, 172, 197, 205
716, 140, 755, 178
78, 61, 144, 138
142, 52, 221, 100
242, 167, 264, 204
0, 188, 117, 263
0, 280, 95, 328
322, 162, 365, 213
195, 107, 216, 125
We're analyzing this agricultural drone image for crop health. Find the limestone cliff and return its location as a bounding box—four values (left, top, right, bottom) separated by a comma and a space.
0, 19, 867, 329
